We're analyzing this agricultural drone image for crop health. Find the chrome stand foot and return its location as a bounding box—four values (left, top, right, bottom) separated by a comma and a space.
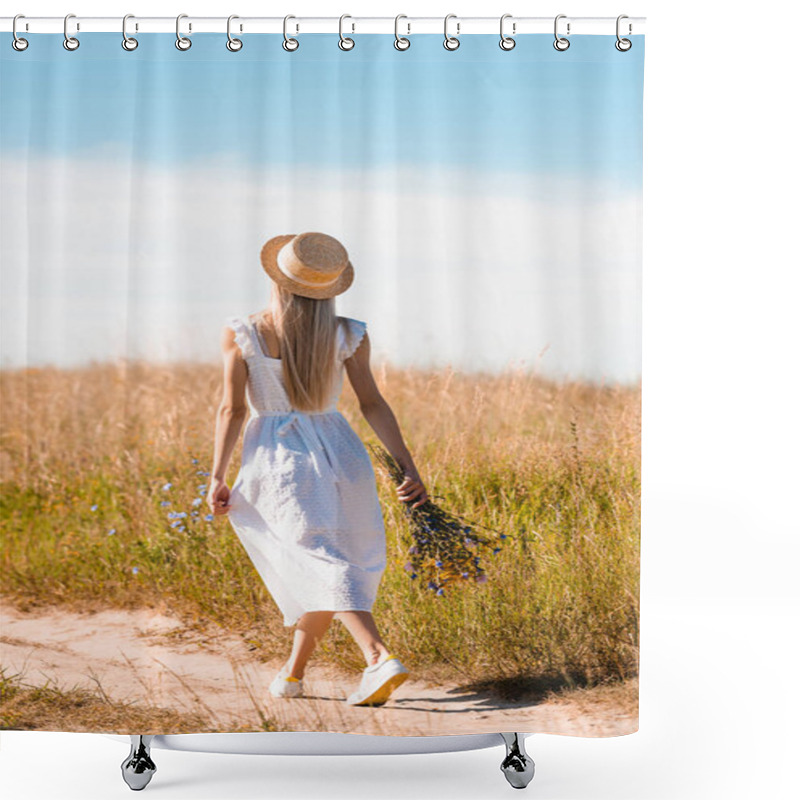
500, 733, 535, 789
121, 735, 157, 791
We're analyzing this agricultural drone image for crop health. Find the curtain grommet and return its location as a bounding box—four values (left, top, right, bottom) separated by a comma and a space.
339, 14, 355, 51
12, 14, 29, 51
63, 13, 80, 51
499, 14, 516, 50
175, 14, 191, 51
394, 15, 411, 50
226, 15, 243, 52
443, 14, 460, 51
283, 15, 299, 51
553, 15, 570, 51
121, 14, 138, 51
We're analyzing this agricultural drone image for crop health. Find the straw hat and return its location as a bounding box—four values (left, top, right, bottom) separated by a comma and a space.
260, 232, 355, 299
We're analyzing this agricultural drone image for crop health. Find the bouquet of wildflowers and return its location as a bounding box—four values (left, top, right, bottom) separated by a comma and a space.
367, 443, 510, 596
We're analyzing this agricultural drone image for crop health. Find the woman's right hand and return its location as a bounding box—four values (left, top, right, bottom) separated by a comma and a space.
207, 479, 232, 516
396, 468, 429, 509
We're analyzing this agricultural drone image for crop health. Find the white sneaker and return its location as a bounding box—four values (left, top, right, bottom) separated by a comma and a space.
268, 667, 304, 699
346, 654, 409, 706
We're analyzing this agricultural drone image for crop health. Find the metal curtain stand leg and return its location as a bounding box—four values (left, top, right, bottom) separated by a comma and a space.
499, 732, 535, 789
121, 735, 156, 791
117, 732, 533, 791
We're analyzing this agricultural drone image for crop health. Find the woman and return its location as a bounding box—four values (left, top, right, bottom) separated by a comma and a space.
207, 232, 428, 708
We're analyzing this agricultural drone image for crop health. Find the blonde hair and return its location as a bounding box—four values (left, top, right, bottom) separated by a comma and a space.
267, 283, 339, 412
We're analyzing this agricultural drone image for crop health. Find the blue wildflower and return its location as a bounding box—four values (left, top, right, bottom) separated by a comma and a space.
192, 497, 203, 507
108, 528, 116, 536
160, 500, 171, 507
162, 482, 172, 491
132, 566, 139, 574
204, 514, 214, 521
90, 504, 98, 511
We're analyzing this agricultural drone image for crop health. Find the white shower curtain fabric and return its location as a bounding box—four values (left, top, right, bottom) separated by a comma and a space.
0, 30, 644, 738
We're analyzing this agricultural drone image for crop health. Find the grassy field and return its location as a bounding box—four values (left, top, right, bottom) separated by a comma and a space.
1, 358, 640, 693
0, 664, 285, 733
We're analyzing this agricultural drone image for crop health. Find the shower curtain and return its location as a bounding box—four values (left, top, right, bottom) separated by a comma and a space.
1, 25, 644, 740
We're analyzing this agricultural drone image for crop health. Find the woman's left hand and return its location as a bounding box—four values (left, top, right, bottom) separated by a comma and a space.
396, 469, 429, 509
207, 479, 231, 515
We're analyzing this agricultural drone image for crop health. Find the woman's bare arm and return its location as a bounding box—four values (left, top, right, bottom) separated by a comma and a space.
343, 330, 429, 509
207, 326, 249, 515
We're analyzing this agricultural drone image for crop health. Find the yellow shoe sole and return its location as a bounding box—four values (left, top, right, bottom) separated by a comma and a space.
353, 670, 409, 707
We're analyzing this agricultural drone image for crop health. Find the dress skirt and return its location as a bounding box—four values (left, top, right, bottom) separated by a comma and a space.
227, 408, 387, 627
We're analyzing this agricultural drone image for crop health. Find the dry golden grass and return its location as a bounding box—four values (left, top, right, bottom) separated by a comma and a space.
0, 665, 285, 733
1, 358, 640, 691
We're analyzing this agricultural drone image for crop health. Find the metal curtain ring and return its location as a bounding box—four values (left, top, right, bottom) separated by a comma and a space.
227, 15, 243, 51
122, 14, 138, 51
394, 14, 410, 50
615, 15, 632, 51
176, 13, 191, 50
443, 13, 460, 50
12, 14, 28, 51
554, 14, 570, 51
283, 15, 299, 51
339, 14, 355, 50
499, 14, 516, 50
63, 13, 79, 51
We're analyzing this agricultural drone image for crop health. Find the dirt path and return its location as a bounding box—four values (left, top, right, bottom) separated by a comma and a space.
1, 601, 636, 737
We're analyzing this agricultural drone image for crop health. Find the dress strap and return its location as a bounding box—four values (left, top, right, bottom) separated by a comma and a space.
247, 313, 283, 360
338, 317, 368, 361
226, 315, 256, 359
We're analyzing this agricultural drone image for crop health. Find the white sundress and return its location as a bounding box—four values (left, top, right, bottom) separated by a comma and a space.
224, 313, 387, 627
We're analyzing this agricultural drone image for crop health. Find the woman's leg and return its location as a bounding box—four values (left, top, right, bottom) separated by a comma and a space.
283, 610, 335, 679
334, 610, 392, 667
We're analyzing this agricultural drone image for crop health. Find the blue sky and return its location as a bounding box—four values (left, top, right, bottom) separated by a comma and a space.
2, 33, 643, 183
1, 33, 644, 384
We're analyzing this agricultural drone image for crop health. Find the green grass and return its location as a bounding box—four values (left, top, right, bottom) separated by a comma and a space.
1, 360, 640, 689
0, 665, 284, 733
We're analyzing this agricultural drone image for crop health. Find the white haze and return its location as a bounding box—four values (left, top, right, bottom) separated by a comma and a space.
1, 152, 641, 385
